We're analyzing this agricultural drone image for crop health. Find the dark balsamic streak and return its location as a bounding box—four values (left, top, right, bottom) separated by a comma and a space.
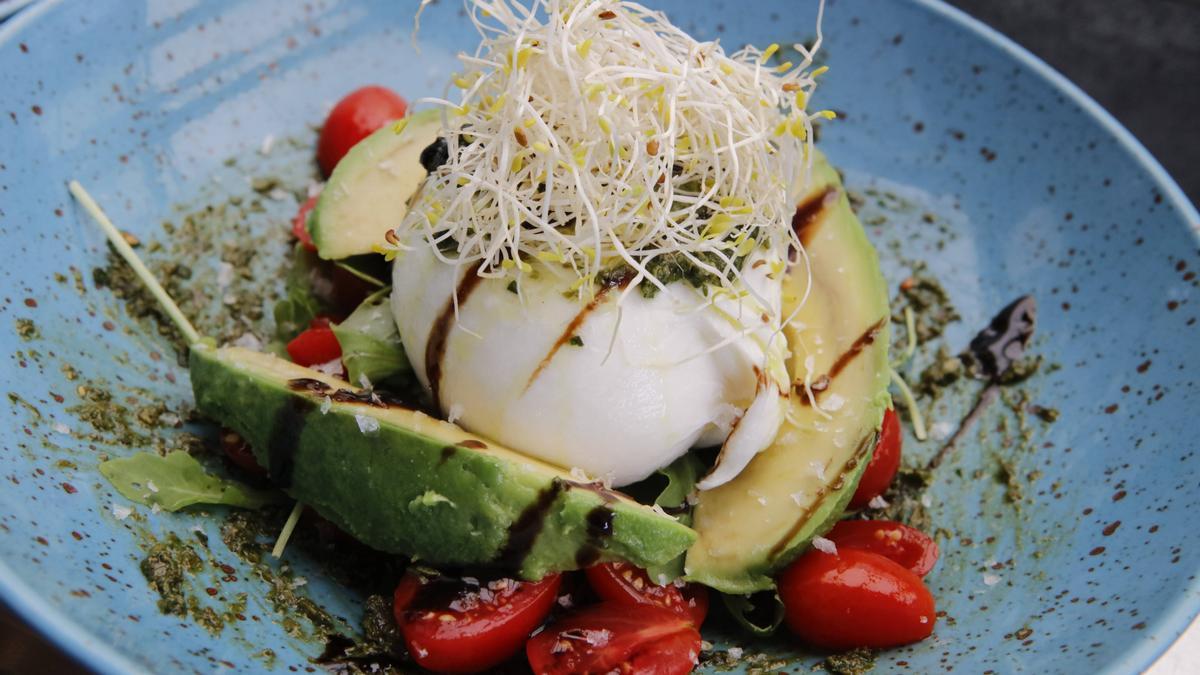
928, 295, 1037, 470
795, 317, 886, 405
768, 432, 876, 560
425, 262, 486, 414
575, 505, 616, 567
965, 295, 1037, 381
493, 479, 566, 571
286, 378, 419, 410
525, 283, 619, 391
790, 186, 838, 256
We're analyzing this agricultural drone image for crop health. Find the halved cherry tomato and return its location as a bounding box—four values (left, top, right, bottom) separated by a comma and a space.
585, 562, 709, 627
526, 603, 700, 675
317, 86, 408, 176
393, 571, 561, 674
285, 326, 341, 367
219, 429, 266, 478
825, 520, 939, 577
849, 408, 902, 509
778, 548, 936, 650
291, 194, 320, 251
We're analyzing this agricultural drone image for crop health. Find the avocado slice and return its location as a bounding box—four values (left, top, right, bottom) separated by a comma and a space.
311, 109, 442, 260
684, 152, 891, 593
189, 343, 695, 580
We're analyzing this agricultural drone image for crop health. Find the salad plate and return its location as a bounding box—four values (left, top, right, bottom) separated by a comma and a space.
0, 0, 1197, 673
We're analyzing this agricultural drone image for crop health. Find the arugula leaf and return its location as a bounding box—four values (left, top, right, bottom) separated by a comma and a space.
645, 453, 704, 582
333, 287, 412, 386
273, 244, 329, 341
654, 453, 704, 523
721, 591, 786, 636
99, 452, 280, 511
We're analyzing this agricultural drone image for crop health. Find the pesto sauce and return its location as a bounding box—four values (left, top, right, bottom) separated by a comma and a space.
15, 318, 39, 341
140, 532, 203, 617
820, 648, 877, 674
599, 250, 752, 299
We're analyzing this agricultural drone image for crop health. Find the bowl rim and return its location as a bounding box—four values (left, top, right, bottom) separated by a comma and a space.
0, 0, 1196, 673
907, 3, 1200, 673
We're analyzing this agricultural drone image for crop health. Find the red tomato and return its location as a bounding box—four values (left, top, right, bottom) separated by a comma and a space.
526, 603, 700, 675
825, 520, 940, 577
849, 408, 902, 509
393, 571, 561, 674
291, 194, 319, 251
585, 562, 709, 627
317, 86, 408, 176
778, 548, 936, 650
285, 326, 341, 368
219, 429, 266, 478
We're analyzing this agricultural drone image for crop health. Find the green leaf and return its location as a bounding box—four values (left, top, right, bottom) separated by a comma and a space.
646, 453, 705, 581
99, 452, 280, 511
332, 287, 411, 386
654, 453, 704, 520
721, 590, 786, 637
273, 244, 328, 342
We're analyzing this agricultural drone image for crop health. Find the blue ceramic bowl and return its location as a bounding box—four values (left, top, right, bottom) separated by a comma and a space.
1, 1, 1197, 673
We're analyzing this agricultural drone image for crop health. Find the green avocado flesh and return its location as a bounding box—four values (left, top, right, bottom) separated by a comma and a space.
685, 153, 892, 594
311, 109, 442, 260
189, 344, 695, 579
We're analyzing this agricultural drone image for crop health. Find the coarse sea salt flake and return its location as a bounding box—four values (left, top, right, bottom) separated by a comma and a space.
355, 414, 380, 435
983, 573, 1001, 586
811, 536, 838, 555
320, 396, 333, 415
822, 393, 845, 411
726, 647, 743, 659
232, 332, 263, 351
447, 403, 465, 425
930, 421, 954, 441
217, 262, 235, 289
112, 505, 133, 520
868, 494, 890, 509
809, 460, 827, 480
312, 359, 342, 376
146, 480, 159, 493
53, 423, 71, 435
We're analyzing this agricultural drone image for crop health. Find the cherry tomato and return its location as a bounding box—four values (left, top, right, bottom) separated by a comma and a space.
825, 520, 940, 577
291, 194, 319, 251
585, 562, 709, 627
526, 603, 700, 675
849, 408, 902, 509
219, 429, 266, 478
778, 548, 936, 650
285, 326, 342, 368
317, 86, 408, 176
393, 571, 561, 674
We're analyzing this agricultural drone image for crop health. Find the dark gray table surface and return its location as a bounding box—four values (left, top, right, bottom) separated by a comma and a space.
0, 1, 1197, 674
947, 0, 1199, 205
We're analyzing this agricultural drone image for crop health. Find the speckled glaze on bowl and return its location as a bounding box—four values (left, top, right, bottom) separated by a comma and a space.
0, 1, 1197, 673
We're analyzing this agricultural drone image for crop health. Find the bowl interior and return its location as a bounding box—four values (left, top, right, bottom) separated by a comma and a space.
0, 1, 1197, 673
